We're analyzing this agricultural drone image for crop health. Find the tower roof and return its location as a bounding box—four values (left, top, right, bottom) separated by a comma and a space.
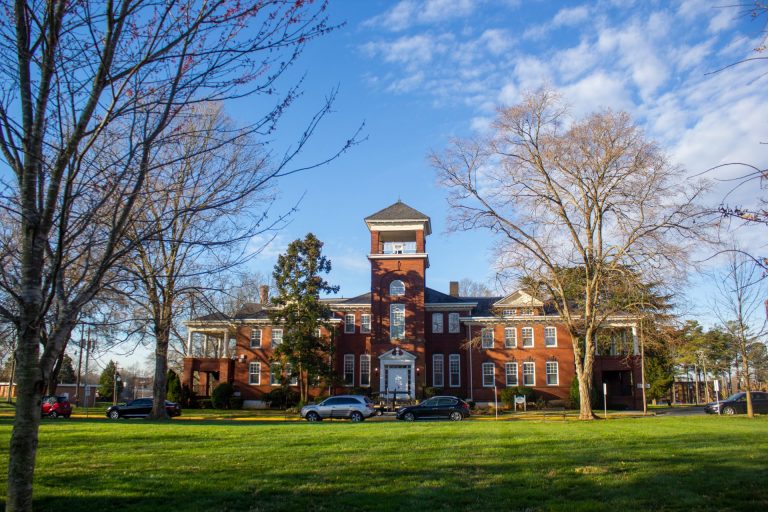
364, 201, 431, 234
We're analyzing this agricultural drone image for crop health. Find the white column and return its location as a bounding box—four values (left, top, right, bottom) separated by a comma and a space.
203, 334, 209, 356
631, 325, 639, 356
186, 329, 193, 357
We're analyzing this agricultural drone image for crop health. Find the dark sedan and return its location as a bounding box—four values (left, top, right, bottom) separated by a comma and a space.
705, 391, 768, 415
106, 398, 182, 419
396, 396, 471, 421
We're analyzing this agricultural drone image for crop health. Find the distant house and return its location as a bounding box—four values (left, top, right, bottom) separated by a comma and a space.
182, 201, 643, 409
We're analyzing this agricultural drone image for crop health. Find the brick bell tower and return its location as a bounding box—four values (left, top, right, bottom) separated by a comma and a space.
364, 201, 431, 399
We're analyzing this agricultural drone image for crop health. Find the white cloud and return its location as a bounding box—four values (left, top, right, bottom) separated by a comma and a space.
364, 0, 476, 32
708, 7, 737, 34
561, 71, 633, 116
553, 6, 590, 27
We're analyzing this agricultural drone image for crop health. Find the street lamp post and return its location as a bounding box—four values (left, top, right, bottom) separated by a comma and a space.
113, 372, 121, 406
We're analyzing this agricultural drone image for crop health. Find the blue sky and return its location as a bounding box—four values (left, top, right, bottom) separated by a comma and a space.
228, 0, 766, 313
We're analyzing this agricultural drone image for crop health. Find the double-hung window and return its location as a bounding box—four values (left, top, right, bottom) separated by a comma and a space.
390, 304, 405, 339
360, 354, 371, 387
502, 309, 514, 316
432, 313, 443, 333
505, 362, 518, 386
482, 363, 495, 387
248, 362, 261, 385
343, 354, 355, 386
250, 329, 262, 348
523, 362, 535, 386
345, 314, 355, 334
271, 328, 283, 347
285, 363, 298, 386
544, 326, 557, 347
481, 328, 494, 348
504, 327, 516, 348
270, 362, 281, 386
448, 313, 460, 333
522, 327, 534, 348
361, 314, 371, 334
432, 354, 444, 387
546, 361, 559, 385
449, 354, 461, 387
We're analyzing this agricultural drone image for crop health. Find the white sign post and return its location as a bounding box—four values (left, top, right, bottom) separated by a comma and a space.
515, 395, 526, 412
603, 382, 608, 419
714, 379, 720, 415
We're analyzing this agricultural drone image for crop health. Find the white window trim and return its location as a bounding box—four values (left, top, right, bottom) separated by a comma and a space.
448, 312, 460, 334
361, 314, 371, 334
390, 303, 405, 339
250, 328, 262, 349
504, 327, 517, 348
505, 362, 518, 387
343, 354, 355, 387
546, 361, 559, 386
249, 361, 261, 385
344, 313, 356, 334
481, 328, 494, 349
432, 354, 444, 388
523, 362, 536, 386
545, 326, 557, 347
270, 363, 281, 386
390, 280, 405, 296
522, 327, 534, 348
360, 354, 371, 387
449, 354, 461, 388
432, 312, 444, 334
285, 363, 298, 387
271, 328, 283, 348
482, 362, 495, 387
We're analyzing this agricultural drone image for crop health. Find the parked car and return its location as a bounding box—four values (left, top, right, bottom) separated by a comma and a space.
705, 391, 768, 415
396, 396, 471, 421
106, 398, 182, 419
41, 395, 71, 419
300, 395, 376, 422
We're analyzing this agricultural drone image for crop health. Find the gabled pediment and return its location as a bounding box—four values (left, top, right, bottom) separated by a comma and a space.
493, 290, 544, 308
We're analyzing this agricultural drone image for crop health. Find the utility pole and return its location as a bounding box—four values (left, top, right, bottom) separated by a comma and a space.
82, 328, 92, 407
74, 325, 85, 407
113, 364, 121, 406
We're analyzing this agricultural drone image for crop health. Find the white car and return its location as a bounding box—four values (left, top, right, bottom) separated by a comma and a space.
300, 395, 376, 422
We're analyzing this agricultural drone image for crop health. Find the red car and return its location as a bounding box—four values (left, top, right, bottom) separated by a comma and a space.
41, 395, 72, 418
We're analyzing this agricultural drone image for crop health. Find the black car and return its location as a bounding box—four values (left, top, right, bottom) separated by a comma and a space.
705, 391, 768, 415
396, 396, 471, 421
106, 398, 182, 419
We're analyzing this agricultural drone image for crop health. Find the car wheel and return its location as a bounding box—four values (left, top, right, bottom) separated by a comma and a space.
350, 411, 364, 422
722, 406, 736, 415
403, 412, 415, 422
48, 411, 58, 419
109, 410, 121, 420
449, 411, 464, 421
306, 411, 321, 422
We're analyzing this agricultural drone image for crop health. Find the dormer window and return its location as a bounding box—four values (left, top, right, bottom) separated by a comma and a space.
390, 280, 406, 296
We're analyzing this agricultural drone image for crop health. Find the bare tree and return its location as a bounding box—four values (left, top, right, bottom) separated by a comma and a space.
712, 249, 768, 417
431, 89, 708, 420
458, 278, 496, 297
0, 2, 338, 508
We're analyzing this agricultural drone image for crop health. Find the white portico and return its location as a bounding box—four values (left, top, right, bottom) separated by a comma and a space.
379, 347, 417, 399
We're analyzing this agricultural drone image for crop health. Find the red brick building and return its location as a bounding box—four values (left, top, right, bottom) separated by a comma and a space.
182, 201, 644, 408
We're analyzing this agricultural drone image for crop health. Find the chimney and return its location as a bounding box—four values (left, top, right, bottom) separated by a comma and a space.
449, 281, 459, 297
259, 285, 269, 305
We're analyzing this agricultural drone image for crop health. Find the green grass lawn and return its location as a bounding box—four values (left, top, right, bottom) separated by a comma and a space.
0, 415, 766, 511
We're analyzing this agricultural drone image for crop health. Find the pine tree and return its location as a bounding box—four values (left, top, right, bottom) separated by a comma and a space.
57, 355, 77, 384
270, 234, 339, 403
166, 370, 182, 403
98, 361, 123, 402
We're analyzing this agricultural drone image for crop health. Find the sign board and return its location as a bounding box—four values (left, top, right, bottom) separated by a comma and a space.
713, 380, 720, 392
514, 396, 526, 404
603, 383, 607, 395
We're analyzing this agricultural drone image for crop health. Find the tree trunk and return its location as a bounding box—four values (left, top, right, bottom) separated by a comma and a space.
741, 356, 754, 418
693, 365, 700, 405
45, 352, 64, 396
149, 322, 170, 420
574, 333, 597, 420
7, 324, 44, 511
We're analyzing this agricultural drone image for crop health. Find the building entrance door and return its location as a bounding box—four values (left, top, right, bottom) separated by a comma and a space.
384, 365, 412, 398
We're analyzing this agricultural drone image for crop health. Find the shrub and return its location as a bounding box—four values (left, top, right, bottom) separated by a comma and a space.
499, 388, 516, 408
181, 384, 197, 408
211, 383, 235, 409
228, 396, 244, 410
198, 399, 213, 409
569, 378, 599, 409
506, 386, 535, 402
265, 388, 299, 409
423, 387, 441, 398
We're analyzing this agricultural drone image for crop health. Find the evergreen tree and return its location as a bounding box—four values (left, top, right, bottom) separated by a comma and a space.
57, 354, 77, 384
270, 234, 339, 403
98, 361, 124, 402
166, 369, 182, 403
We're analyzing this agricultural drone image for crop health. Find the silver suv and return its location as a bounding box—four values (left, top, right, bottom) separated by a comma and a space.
300, 395, 376, 422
